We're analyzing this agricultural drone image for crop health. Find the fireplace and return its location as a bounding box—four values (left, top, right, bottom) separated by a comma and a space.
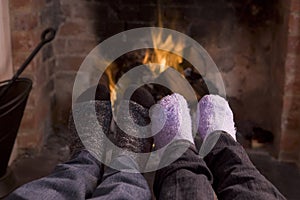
7, 0, 300, 165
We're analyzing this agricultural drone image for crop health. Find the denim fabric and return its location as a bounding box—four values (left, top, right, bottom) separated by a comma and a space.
90, 155, 151, 200
7, 150, 102, 200
204, 131, 286, 200
154, 133, 286, 200
154, 140, 215, 200
7, 132, 286, 200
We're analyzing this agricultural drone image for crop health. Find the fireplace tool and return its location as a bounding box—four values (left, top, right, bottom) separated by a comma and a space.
0, 28, 56, 197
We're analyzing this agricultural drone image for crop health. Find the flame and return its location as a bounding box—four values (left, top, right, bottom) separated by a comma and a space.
104, 0, 186, 105
105, 67, 117, 106
142, 0, 185, 74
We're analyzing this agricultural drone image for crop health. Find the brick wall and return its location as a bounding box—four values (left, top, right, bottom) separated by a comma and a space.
9, 0, 57, 150
280, 0, 300, 164
268, 0, 290, 159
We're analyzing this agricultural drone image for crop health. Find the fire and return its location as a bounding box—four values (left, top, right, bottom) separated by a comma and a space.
105, 67, 117, 106
141, 0, 185, 74
142, 34, 184, 74
104, 1, 186, 105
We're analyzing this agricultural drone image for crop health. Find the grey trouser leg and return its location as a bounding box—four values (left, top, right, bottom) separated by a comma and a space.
154, 140, 215, 200
90, 155, 151, 200
204, 131, 286, 200
7, 150, 102, 200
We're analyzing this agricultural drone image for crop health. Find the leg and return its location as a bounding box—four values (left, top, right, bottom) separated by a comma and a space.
152, 94, 215, 200
91, 98, 154, 200
7, 150, 102, 200
198, 95, 286, 200
154, 140, 215, 200
90, 155, 151, 200
203, 131, 286, 200
8, 98, 112, 200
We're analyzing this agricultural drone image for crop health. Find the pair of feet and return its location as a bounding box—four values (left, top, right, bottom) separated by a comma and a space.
69, 85, 236, 170
152, 93, 236, 150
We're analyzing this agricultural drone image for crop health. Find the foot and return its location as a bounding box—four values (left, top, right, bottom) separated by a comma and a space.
151, 93, 194, 150
197, 94, 236, 141
113, 100, 153, 154
68, 83, 112, 158
68, 100, 112, 159
111, 86, 155, 171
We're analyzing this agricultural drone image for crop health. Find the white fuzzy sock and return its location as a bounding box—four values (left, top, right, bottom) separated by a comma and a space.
198, 95, 236, 141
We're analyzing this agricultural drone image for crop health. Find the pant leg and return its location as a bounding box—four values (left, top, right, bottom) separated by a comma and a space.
203, 131, 286, 200
154, 140, 215, 200
90, 155, 151, 200
7, 150, 102, 200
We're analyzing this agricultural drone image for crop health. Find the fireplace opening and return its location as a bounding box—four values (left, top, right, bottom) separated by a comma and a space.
86, 0, 284, 153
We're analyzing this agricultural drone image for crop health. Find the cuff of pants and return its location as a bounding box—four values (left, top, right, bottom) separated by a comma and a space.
154, 140, 215, 200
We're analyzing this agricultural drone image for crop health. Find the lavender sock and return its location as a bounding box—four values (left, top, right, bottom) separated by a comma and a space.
151, 93, 194, 150
198, 95, 236, 141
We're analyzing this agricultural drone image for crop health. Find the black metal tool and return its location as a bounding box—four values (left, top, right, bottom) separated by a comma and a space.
0, 28, 56, 100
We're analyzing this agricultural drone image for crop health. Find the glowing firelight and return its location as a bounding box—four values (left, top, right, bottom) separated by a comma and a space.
105, 0, 186, 106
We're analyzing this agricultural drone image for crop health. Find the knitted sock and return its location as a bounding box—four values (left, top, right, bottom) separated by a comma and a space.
68, 100, 112, 159
111, 100, 153, 171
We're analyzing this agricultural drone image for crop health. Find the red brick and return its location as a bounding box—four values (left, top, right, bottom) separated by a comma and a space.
42, 44, 54, 62
9, 0, 44, 13
60, 0, 72, 5
288, 14, 300, 36
11, 31, 39, 52
60, 5, 72, 17
31, 0, 46, 10
35, 98, 50, 125
53, 72, 75, 124
17, 129, 43, 149
9, 0, 33, 12
66, 39, 97, 55
26, 86, 40, 107
284, 54, 300, 95
282, 95, 300, 129
284, 78, 300, 96
12, 52, 38, 73
26, 95, 35, 108
72, 3, 108, 21
284, 101, 300, 130
56, 56, 85, 71
290, 0, 300, 13
53, 38, 67, 55
47, 59, 56, 77
11, 12, 38, 31
58, 22, 86, 37
287, 36, 300, 53
59, 21, 99, 40
36, 61, 48, 86
280, 132, 300, 152
285, 55, 300, 72
19, 108, 35, 130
